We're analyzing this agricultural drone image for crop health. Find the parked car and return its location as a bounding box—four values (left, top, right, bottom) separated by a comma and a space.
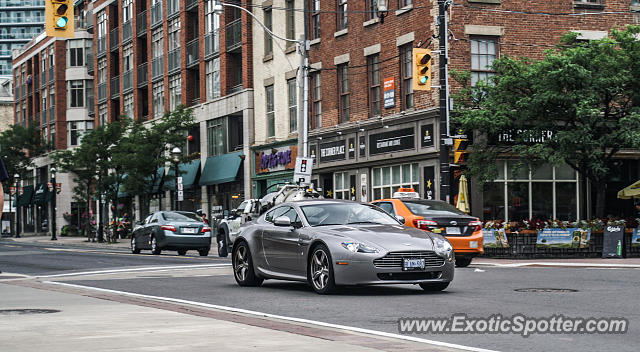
372, 188, 483, 267
131, 211, 211, 256
232, 199, 454, 294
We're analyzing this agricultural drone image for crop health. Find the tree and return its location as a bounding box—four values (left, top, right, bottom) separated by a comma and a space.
453, 26, 640, 218
119, 106, 195, 218
0, 125, 45, 190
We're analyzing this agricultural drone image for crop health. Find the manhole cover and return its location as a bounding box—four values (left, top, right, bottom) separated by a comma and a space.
515, 288, 578, 293
0, 309, 60, 315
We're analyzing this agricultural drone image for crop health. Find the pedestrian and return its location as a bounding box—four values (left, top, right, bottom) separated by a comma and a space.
0, 156, 8, 274
201, 213, 209, 225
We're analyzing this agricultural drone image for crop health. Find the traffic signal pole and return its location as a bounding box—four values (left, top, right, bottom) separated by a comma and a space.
438, 0, 452, 203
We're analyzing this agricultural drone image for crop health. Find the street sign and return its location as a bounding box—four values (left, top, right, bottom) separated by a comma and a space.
294, 157, 313, 185
177, 190, 184, 201
177, 176, 183, 184
177, 183, 183, 191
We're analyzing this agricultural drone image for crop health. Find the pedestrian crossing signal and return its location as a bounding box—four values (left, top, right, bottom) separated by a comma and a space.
46, 0, 74, 38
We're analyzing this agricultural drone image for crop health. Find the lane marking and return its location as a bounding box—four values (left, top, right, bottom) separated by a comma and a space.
473, 262, 640, 269
38, 263, 232, 278
42, 247, 227, 260
46, 281, 499, 352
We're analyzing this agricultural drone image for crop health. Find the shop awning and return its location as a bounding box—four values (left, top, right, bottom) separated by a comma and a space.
16, 185, 34, 207
165, 160, 201, 190
147, 167, 166, 194
617, 180, 640, 199
199, 152, 243, 186
33, 183, 50, 205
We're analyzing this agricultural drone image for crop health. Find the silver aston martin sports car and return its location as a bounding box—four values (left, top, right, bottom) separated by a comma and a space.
232, 200, 455, 294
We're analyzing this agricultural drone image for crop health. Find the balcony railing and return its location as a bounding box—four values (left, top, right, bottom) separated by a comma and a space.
123, 70, 133, 92
225, 19, 242, 51
111, 76, 120, 98
168, 48, 180, 73
167, 0, 180, 18
186, 39, 199, 67
152, 56, 164, 81
204, 31, 219, 58
122, 20, 132, 43
137, 62, 148, 87
75, 15, 94, 30
151, 2, 163, 28
86, 52, 94, 74
97, 37, 106, 57
186, 0, 198, 10
97, 82, 107, 102
137, 10, 147, 36
0, 0, 45, 7
110, 28, 119, 51
48, 67, 53, 83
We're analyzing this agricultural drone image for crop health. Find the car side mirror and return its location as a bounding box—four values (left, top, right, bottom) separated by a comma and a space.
396, 215, 405, 225
274, 216, 292, 227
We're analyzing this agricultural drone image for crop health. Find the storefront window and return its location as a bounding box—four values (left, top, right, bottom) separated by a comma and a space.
334, 172, 349, 199
484, 161, 578, 221
372, 163, 420, 201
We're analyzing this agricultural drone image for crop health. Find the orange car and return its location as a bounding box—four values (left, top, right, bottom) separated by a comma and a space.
372, 188, 483, 267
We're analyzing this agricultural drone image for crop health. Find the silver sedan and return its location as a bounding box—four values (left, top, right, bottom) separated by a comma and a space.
232, 200, 455, 294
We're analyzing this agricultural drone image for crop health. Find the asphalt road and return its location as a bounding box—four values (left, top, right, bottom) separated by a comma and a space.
2, 241, 638, 352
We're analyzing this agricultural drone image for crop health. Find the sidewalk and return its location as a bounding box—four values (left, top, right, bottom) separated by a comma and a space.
2, 233, 130, 250
474, 257, 640, 268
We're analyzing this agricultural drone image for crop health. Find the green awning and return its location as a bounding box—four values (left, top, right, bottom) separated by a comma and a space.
33, 183, 49, 205
165, 160, 201, 190
199, 152, 243, 186
16, 185, 34, 207
146, 167, 166, 194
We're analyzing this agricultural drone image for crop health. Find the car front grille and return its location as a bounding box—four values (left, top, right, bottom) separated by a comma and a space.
377, 271, 442, 281
373, 251, 445, 268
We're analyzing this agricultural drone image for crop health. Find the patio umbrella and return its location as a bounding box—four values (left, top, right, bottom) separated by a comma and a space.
456, 174, 470, 214
617, 179, 640, 199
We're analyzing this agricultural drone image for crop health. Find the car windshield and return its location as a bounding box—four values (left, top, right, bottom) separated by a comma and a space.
301, 203, 400, 227
403, 200, 466, 216
162, 211, 202, 222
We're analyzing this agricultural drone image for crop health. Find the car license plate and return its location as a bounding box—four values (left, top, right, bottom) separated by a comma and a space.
446, 227, 461, 235
182, 227, 197, 234
469, 241, 478, 248
403, 258, 425, 271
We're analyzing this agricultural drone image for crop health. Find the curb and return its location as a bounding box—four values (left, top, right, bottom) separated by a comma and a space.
473, 262, 640, 269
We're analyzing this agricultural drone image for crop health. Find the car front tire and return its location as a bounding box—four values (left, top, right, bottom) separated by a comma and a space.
308, 244, 336, 294
232, 241, 263, 287
217, 228, 229, 258
419, 282, 449, 292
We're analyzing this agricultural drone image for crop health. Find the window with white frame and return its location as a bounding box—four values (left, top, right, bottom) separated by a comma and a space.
123, 0, 133, 22
483, 161, 579, 222
265, 84, 275, 137
399, 0, 412, 8
123, 93, 134, 118
334, 172, 351, 200
153, 81, 164, 118
400, 43, 413, 110
287, 78, 297, 133
169, 75, 181, 110
168, 18, 180, 51
367, 54, 381, 116
366, 0, 378, 21
205, 0, 220, 51
310, 0, 320, 40
205, 58, 220, 100
68, 40, 84, 67
48, 46, 54, 68
123, 44, 133, 72
41, 89, 47, 112
372, 163, 420, 200
68, 121, 94, 146
337, 0, 348, 31
470, 37, 497, 86
98, 57, 107, 84
152, 28, 163, 58
99, 103, 108, 125
311, 71, 321, 129
69, 80, 84, 107
97, 11, 107, 38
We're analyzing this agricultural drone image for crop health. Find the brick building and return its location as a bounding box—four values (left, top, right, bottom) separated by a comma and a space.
90, 0, 254, 220
11, 17, 94, 235
305, 0, 640, 220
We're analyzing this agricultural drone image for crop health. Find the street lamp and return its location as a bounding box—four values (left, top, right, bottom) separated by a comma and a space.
13, 173, 19, 238
171, 147, 181, 211
377, 0, 389, 23
50, 167, 57, 241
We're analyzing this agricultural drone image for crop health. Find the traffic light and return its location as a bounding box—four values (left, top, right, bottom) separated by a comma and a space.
453, 138, 468, 164
412, 48, 432, 91
45, 0, 74, 38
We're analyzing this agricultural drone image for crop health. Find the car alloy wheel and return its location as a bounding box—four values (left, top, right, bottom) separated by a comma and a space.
234, 245, 249, 282
131, 237, 140, 254
232, 242, 262, 286
151, 236, 161, 255
309, 245, 335, 294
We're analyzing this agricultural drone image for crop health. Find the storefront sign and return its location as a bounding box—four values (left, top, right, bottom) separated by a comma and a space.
255, 145, 297, 174
360, 173, 367, 202
359, 136, 366, 157
603, 226, 624, 258
536, 228, 590, 248
421, 124, 434, 148
319, 140, 346, 162
483, 229, 509, 248
632, 228, 640, 247
491, 129, 554, 145
383, 77, 395, 109
348, 138, 355, 159
369, 127, 415, 155
423, 166, 435, 200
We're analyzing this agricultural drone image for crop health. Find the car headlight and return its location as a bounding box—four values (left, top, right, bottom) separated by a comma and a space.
433, 237, 454, 260
341, 242, 379, 253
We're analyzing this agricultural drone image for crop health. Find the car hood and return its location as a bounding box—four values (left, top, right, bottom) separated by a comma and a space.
314, 224, 437, 252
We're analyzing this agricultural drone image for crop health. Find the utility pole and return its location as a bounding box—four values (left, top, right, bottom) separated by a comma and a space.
438, 0, 452, 203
